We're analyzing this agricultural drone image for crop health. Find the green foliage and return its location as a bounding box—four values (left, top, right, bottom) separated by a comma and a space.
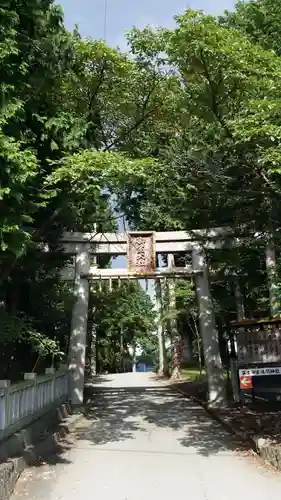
58, 37, 181, 156
4, 0, 281, 383
0, 0, 79, 376
112, 8, 281, 354
0, 309, 64, 366
0, 1, 72, 256
115, 11, 281, 233
220, 0, 281, 55
91, 281, 155, 372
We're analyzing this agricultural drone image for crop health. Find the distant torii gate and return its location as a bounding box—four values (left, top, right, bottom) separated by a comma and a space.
60, 228, 277, 407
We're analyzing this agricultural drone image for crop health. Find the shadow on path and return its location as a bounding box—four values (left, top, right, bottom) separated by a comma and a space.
76, 385, 247, 457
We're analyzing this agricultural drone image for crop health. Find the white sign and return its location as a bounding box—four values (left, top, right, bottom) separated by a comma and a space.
239, 367, 281, 377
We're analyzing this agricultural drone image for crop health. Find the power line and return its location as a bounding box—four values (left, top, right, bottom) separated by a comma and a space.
103, 0, 108, 42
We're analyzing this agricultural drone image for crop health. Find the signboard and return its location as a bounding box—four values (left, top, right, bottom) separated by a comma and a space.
239, 375, 253, 390
239, 366, 281, 377
127, 232, 156, 274
234, 320, 281, 365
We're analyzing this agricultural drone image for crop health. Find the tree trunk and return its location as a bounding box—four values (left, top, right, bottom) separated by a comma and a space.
190, 313, 203, 376
266, 242, 279, 318
181, 331, 193, 364
234, 278, 245, 322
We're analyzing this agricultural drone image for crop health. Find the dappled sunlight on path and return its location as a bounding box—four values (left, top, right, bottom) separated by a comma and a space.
12, 373, 281, 500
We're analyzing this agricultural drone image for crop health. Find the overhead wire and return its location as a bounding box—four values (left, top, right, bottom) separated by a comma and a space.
103, 0, 108, 42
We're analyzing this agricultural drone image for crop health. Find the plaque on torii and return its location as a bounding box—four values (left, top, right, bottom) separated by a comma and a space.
127, 232, 156, 274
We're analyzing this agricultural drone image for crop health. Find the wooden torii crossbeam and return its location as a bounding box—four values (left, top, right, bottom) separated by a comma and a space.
61, 227, 243, 255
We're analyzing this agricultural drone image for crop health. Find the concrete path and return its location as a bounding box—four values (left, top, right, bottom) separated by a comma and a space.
12, 373, 281, 500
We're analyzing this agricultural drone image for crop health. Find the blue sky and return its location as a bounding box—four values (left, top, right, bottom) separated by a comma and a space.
59, 0, 235, 48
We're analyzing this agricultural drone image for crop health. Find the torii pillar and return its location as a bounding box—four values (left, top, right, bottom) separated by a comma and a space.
68, 245, 90, 407
155, 278, 168, 376
192, 245, 226, 406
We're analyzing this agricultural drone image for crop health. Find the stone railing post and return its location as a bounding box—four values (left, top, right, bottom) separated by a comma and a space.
45, 367, 55, 403
0, 380, 10, 431
24, 373, 37, 413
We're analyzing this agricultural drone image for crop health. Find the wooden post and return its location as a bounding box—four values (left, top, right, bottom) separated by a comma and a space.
230, 358, 240, 403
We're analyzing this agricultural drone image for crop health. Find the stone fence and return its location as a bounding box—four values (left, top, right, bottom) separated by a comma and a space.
0, 368, 69, 441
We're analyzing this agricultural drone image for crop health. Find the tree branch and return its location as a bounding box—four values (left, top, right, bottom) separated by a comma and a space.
199, 49, 233, 139
104, 74, 158, 151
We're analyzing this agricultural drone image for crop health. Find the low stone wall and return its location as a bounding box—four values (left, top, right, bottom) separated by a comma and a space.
0, 402, 75, 500
0, 458, 25, 500
0, 368, 69, 442
254, 437, 281, 470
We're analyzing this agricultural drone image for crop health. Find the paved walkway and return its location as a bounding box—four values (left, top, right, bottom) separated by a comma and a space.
12, 373, 281, 500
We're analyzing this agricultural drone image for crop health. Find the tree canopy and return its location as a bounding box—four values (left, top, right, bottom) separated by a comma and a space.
89, 281, 156, 373
3, 0, 281, 388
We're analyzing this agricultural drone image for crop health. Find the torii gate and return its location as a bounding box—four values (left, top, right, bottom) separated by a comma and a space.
61, 228, 277, 407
